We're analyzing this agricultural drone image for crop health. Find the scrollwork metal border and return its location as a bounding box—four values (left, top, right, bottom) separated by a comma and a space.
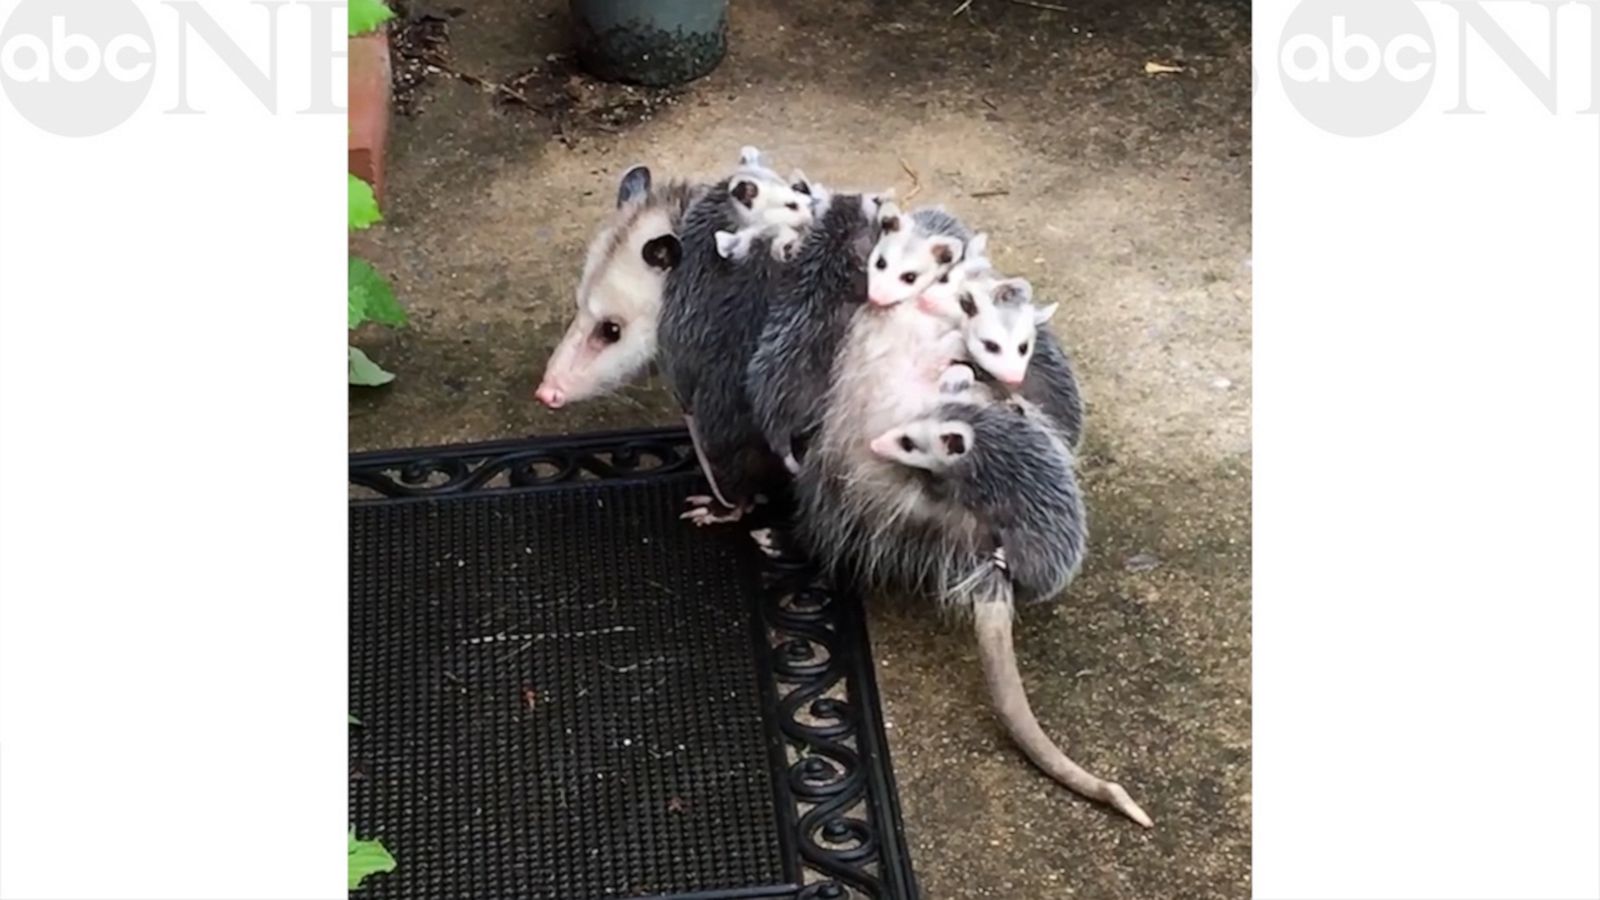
752, 541, 921, 900
349, 426, 699, 499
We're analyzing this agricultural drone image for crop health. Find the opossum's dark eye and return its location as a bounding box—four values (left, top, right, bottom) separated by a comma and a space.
785, 202, 800, 211
958, 294, 977, 317
982, 340, 1000, 354
898, 435, 915, 453
937, 273, 949, 284
598, 320, 622, 344
874, 257, 887, 271
1018, 342, 1030, 355
899, 272, 917, 285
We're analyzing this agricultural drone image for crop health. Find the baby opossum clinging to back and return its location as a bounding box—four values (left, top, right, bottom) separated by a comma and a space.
713, 147, 818, 264
920, 258, 1086, 450
747, 190, 894, 473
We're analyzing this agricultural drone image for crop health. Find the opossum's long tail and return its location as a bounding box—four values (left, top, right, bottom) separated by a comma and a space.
973, 599, 1154, 829
683, 414, 737, 509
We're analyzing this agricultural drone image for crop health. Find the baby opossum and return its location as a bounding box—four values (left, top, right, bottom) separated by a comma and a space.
537, 165, 699, 409
746, 191, 892, 473
657, 172, 793, 523
716, 174, 815, 263
794, 300, 1149, 827
867, 205, 971, 307
868, 399, 1085, 601
921, 265, 1085, 450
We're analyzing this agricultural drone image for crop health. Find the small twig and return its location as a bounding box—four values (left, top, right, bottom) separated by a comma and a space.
950, 0, 975, 16
981, 96, 999, 110
969, 189, 1011, 198
898, 157, 923, 203
1007, 0, 1074, 12
420, 55, 535, 106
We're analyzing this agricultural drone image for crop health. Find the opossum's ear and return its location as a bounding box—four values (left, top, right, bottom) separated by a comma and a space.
641, 234, 682, 271
938, 424, 973, 458
739, 145, 764, 167
617, 166, 652, 207
730, 177, 760, 208
1033, 302, 1059, 325
789, 169, 812, 196
993, 278, 1033, 307
965, 232, 989, 260
928, 236, 962, 266
877, 200, 903, 233
958, 291, 978, 318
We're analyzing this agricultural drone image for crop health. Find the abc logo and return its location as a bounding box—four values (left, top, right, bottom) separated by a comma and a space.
1280, 0, 1436, 137
3, 18, 152, 84
0, 0, 155, 137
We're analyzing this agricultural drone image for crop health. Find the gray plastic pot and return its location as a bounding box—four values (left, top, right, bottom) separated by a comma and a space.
569, 0, 728, 87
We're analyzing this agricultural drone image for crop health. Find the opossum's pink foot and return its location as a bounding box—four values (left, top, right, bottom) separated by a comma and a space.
939, 363, 977, 397
748, 528, 783, 558
680, 495, 750, 526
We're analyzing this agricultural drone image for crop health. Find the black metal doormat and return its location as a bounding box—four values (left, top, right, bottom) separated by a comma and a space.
350, 428, 920, 900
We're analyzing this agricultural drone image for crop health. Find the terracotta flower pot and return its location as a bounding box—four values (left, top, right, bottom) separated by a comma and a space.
349, 28, 392, 202
570, 0, 728, 87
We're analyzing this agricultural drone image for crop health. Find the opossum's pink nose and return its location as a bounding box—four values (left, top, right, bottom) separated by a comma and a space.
999, 372, 1026, 387
536, 383, 566, 409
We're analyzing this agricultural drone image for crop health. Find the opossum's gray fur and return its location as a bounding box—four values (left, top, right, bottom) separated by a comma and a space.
925, 401, 1087, 601
746, 194, 879, 467
656, 180, 787, 505
910, 205, 974, 241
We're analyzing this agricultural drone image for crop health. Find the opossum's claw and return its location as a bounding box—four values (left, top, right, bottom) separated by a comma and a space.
681, 496, 749, 526
749, 528, 784, 558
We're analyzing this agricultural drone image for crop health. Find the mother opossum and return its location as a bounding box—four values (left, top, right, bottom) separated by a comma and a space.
537, 161, 1150, 827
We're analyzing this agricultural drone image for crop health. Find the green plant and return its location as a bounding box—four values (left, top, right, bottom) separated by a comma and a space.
348, 0, 402, 387
348, 174, 406, 386
348, 828, 397, 890
349, 0, 395, 36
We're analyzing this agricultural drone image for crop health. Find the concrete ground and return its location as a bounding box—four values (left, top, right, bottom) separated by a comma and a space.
351, 0, 1250, 896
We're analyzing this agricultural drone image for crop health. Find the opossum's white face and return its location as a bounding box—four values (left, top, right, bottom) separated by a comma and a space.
729, 175, 814, 231
868, 206, 963, 307
960, 277, 1056, 387
869, 418, 975, 472
537, 168, 679, 409
917, 233, 991, 322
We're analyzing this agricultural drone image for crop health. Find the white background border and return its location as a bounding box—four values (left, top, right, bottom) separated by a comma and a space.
0, 0, 1596, 897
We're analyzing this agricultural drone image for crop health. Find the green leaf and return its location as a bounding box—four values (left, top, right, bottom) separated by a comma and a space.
348, 174, 381, 231
349, 714, 361, 725
348, 0, 395, 37
349, 346, 395, 386
349, 258, 406, 328
348, 829, 396, 890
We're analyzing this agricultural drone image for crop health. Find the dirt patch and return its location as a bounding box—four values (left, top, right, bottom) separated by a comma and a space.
388, 7, 684, 143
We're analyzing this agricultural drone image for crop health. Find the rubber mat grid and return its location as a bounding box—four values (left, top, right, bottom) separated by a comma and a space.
350, 428, 919, 900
